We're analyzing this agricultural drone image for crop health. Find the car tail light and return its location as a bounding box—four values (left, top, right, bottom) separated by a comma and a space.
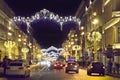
19, 67, 24, 69
60, 64, 63, 66
54, 64, 57, 66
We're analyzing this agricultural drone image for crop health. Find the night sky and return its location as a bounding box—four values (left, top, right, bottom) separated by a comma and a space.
5, 0, 81, 48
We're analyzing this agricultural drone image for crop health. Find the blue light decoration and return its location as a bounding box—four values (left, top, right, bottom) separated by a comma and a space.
10, 9, 81, 31
68, 57, 75, 62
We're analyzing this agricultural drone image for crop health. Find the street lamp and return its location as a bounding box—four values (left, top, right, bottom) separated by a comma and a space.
92, 18, 99, 25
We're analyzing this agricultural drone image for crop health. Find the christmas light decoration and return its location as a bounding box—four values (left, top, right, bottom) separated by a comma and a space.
10, 9, 81, 31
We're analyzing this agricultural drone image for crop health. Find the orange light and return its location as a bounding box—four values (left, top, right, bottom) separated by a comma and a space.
90, 66, 93, 68
74, 65, 77, 68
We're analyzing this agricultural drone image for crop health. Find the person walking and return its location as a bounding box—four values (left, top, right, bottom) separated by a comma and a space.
107, 59, 113, 74
3, 56, 9, 75
115, 63, 119, 74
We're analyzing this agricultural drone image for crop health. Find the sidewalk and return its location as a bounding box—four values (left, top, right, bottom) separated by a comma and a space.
105, 68, 120, 78
106, 72, 120, 78
80, 67, 120, 78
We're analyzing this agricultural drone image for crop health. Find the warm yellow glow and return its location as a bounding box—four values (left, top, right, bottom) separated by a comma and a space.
18, 34, 21, 37
8, 32, 12, 36
23, 42, 27, 45
29, 42, 32, 46
104, 0, 110, 6
103, 18, 120, 30
68, 45, 71, 47
71, 34, 74, 37
8, 27, 12, 30
23, 38, 27, 41
37, 54, 41, 59
21, 47, 29, 53
75, 34, 77, 37
71, 42, 74, 45
92, 18, 99, 24
4, 41, 16, 48
81, 32, 85, 35
80, 26, 84, 30
18, 38, 21, 42
92, 12, 97, 16
113, 43, 120, 49
75, 38, 78, 41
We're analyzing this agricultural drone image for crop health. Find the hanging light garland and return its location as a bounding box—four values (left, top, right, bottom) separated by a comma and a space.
10, 9, 81, 31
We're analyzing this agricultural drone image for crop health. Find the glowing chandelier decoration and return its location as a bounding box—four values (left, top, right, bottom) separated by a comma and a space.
21, 47, 29, 59
87, 31, 102, 42
21, 47, 29, 53
4, 41, 16, 48
10, 9, 81, 31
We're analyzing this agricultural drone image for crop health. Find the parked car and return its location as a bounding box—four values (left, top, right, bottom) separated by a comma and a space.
0, 62, 4, 74
65, 62, 79, 73
6, 60, 30, 77
53, 62, 63, 69
87, 61, 105, 76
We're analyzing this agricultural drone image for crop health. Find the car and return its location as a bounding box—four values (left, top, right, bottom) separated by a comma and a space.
87, 62, 105, 76
6, 60, 30, 77
0, 62, 4, 75
53, 62, 63, 69
65, 62, 79, 73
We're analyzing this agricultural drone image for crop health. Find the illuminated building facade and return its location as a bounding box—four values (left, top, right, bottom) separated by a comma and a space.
0, 1, 41, 62
0, 0, 14, 61
76, 0, 120, 65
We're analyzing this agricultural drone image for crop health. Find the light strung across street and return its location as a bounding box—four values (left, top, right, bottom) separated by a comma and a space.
10, 9, 81, 31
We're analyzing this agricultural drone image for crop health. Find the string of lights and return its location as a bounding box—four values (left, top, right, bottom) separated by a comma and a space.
10, 9, 81, 31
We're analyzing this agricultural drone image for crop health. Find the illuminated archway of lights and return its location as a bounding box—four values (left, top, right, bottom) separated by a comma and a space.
10, 9, 81, 31
41, 46, 64, 61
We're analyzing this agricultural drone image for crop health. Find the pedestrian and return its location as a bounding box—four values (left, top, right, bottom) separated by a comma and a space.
107, 59, 113, 74
115, 63, 119, 74
3, 56, 9, 75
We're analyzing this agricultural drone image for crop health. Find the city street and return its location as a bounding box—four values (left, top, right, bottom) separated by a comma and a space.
0, 68, 119, 80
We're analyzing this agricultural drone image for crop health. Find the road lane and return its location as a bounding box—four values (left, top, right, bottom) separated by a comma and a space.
0, 68, 119, 80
